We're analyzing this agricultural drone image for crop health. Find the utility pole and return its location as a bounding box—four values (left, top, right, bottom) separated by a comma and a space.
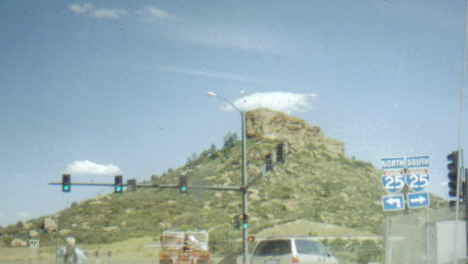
207, 92, 249, 264
241, 111, 248, 264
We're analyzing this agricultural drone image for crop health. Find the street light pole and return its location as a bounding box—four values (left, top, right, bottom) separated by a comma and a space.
241, 110, 248, 264
207, 92, 248, 264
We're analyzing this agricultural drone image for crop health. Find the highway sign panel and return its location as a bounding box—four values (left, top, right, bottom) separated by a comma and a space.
382, 158, 405, 170
406, 168, 430, 192
407, 192, 430, 209
29, 239, 39, 248
382, 170, 405, 193
406, 156, 430, 168
382, 194, 405, 211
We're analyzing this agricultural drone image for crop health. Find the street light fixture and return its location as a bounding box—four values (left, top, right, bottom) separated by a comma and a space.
207, 91, 249, 264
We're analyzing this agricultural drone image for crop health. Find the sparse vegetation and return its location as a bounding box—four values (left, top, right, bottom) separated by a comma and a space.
0, 130, 445, 263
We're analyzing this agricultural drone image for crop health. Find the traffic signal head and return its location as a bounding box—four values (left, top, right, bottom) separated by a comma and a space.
242, 214, 248, 229
276, 143, 284, 163
179, 175, 187, 193
114, 175, 123, 193
265, 154, 273, 172
127, 179, 137, 192
447, 151, 459, 197
231, 215, 240, 230
62, 174, 71, 192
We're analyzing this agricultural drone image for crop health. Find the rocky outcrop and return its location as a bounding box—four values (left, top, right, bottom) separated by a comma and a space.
245, 108, 344, 156
11, 238, 27, 247
44, 217, 57, 233
29, 230, 39, 238
59, 229, 72, 238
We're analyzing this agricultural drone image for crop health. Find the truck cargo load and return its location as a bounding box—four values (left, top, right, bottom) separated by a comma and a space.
159, 230, 210, 264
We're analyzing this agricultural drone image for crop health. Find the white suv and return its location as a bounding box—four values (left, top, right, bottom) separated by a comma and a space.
251, 237, 339, 264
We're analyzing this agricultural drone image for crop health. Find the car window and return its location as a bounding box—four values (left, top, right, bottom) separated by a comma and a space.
253, 240, 292, 256
316, 242, 331, 256
295, 240, 321, 255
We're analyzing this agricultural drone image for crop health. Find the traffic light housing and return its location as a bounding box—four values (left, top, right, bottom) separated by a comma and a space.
114, 175, 123, 193
447, 151, 459, 197
62, 174, 71, 192
265, 154, 273, 172
242, 214, 248, 229
179, 175, 187, 193
276, 142, 284, 163
127, 179, 137, 192
231, 215, 240, 230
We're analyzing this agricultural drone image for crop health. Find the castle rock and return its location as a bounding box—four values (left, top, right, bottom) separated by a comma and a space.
245, 108, 344, 156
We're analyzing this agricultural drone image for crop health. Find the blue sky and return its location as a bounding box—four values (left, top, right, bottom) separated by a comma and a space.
0, 0, 467, 226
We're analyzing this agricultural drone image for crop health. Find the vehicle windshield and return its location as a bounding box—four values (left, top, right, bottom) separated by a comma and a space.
253, 240, 292, 256
295, 240, 322, 255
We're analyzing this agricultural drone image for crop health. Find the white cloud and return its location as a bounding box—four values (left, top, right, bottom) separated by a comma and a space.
179, 25, 284, 55
18, 212, 30, 218
93, 8, 126, 19
69, 4, 93, 14
13, 174, 29, 179
136, 5, 176, 23
65, 160, 121, 175
224, 92, 318, 114
69, 4, 127, 19
158, 66, 273, 86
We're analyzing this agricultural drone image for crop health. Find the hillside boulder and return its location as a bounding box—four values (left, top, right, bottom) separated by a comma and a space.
29, 230, 39, 238
11, 238, 27, 247
59, 229, 72, 238
44, 217, 57, 233
22, 222, 34, 231
102, 226, 119, 232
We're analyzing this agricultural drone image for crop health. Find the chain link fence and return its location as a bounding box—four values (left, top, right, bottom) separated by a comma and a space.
383, 207, 467, 264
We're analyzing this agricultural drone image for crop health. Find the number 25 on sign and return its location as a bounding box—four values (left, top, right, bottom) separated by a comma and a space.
382, 172, 405, 193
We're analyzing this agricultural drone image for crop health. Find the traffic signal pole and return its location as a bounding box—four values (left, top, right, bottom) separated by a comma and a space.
241, 111, 248, 264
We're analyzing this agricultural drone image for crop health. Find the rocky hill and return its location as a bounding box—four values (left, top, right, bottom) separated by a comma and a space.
246, 108, 345, 155
0, 108, 445, 256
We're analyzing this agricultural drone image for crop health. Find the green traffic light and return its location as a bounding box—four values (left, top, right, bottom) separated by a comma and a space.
114, 175, 123, 193
180, 186, 187, 192
243, 223, 248, 229
62, 174, 71, 192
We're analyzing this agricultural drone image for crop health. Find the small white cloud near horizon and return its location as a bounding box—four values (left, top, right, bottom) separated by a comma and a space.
18, 212, 30, 219
224, 92, 318, 114
136, 5, 176, 23
69, 4, 127, 19
65, 160, 122, 175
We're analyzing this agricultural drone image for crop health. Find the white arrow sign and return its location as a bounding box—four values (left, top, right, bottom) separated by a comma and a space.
387, 197, 402, 208
407, 192, 430, 209
409, 195, 426, 204
382, 194, 405, 211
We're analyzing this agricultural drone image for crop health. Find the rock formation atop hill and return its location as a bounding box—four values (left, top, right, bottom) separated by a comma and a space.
245, 108, 344, 156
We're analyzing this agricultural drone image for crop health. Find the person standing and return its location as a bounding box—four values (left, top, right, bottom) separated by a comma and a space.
64, 237, 78, 264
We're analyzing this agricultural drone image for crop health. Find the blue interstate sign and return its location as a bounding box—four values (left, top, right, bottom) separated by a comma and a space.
406, 171, 429, 192
407, 192, 430, 208
381, 171, 405, 193
382, 194, 405, 211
